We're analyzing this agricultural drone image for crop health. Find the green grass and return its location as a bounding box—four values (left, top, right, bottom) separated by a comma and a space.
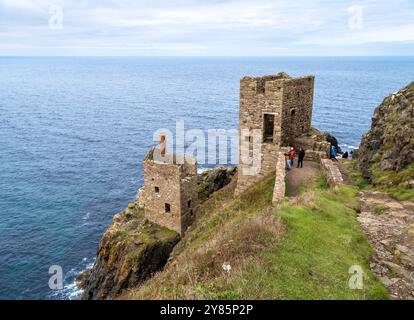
317, 173, 330, 190
372, 162, 414, 201
262, 186, 387, 299
346, 161, 371, 190
373, 204, 386, 214
217, 183, 388, 300
385, 187, 414, 202
347, 160, 414, 202
371, 162, 414, 186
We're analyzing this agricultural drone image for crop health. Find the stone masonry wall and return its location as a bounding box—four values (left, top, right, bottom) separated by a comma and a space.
179, 175, 199, 234
321, 159, 344, 187
272, 152, 286, 205
143, 159, 183, 235
235, 75, 285, 195
142, 150, 198, 236
235, 73, 314, 195
304, 150, 326, 162
281, 76, 314, 146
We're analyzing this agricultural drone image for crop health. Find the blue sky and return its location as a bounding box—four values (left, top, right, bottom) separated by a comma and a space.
1, 0, 414, 56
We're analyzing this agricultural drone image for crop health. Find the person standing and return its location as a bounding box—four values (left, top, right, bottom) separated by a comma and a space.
289, 147, 296, 167
297, 148, 305, 168
285, 153, 291, 170
330, 146, 337, 159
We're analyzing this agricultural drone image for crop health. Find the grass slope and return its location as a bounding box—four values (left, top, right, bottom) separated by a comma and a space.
122, 171, 388, 300
348, 160, 414, 202
261, 179, 388, 299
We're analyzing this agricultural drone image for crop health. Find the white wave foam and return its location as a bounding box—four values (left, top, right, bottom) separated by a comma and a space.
339, 143, 358, 151
197, 167, 209, 174
82, 212, 90, 220
47, 257, 95, 300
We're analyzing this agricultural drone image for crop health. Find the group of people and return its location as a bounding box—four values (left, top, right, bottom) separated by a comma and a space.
330, 146, 353, 160
284, 147, 306, 171
285, 145, 352, 170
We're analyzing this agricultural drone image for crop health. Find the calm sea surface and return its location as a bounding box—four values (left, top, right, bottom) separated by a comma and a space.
1, 57, 413, 299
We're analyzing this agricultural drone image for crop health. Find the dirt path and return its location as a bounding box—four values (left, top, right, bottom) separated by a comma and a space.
358, 191, 414, 300
285, 161, 321, 197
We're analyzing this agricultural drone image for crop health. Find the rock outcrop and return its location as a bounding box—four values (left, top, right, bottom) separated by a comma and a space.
198, 166, 236, 200
358, 191, 414, 299
357, 81, 414, 184
355, 83, 414, 300
78, 205, 180, 300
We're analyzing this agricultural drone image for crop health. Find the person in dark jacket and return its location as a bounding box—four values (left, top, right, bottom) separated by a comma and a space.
297, 148, 305, 168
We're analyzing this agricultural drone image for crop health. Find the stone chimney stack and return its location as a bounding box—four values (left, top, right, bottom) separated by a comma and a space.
159, 134, 166, 157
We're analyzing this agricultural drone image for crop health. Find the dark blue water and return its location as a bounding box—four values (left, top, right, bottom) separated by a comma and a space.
1, 57, 413, 299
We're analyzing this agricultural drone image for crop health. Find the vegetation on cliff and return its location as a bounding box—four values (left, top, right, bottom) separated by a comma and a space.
356, 80, 414, 201
79, 205, 180, 300
121, 173, 388, 300
347, 80, 414, 299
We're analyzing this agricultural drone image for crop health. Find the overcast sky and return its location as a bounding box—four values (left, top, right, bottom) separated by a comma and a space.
1, 0, 413, 56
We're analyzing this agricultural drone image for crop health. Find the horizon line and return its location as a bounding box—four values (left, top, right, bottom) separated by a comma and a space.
1, 55, 414, 58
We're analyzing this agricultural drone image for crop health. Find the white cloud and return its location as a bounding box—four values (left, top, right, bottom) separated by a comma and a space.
297, 24, 414, 46
0, 0, 413, 55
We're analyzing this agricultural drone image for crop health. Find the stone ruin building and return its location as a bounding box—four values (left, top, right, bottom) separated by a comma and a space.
140, 72, 335, 233
235, 72, 317, 195
141, 137, 199, 236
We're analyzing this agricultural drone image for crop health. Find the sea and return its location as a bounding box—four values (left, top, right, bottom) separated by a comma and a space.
1, 56, 413, 299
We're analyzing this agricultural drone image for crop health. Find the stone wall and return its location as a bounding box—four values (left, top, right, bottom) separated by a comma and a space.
292, 129, 334, 161
281, 76, 315, 146
142, 149, 198, 236
235, 74, 285, 195
321, 159, 344, 187
304, 150, 325, 162
272, 152, 286, 205
235, 72, 314, 195
179, 175, 199, 234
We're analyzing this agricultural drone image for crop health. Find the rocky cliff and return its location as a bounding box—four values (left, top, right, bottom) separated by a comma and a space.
78, 205, 180, 300
198, 167, 236, 200
353, 81, 414, 299
78, 167, 236, 300
357, 81, 414, 188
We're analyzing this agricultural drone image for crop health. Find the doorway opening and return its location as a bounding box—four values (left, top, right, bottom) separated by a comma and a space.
263, 114, 275, 143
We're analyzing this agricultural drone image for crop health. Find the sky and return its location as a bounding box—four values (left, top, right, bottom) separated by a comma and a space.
0, 0, 414, 56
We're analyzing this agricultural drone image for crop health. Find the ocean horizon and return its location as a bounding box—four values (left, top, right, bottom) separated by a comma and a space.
1, 56, 414, 299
